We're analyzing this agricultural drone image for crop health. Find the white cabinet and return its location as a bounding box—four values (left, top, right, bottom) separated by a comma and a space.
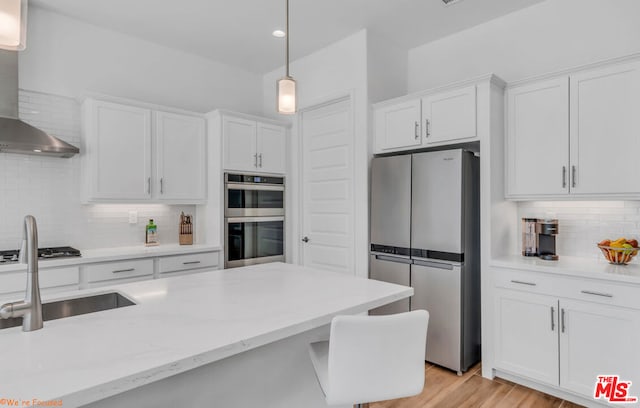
155, 111, 206, 201
222, 114, 287, 174
493, 268, 640, 402
157, 252, 219, 275
374, 100, 422, 152
373, 84, 480, 154
506, 59, 640, 199
422, 85, 476, 145
0, 267, 79, 298
83, 98, 207, 203
83, 100, 152, 200
83, 259, 154, 287
505, 78, 569, 197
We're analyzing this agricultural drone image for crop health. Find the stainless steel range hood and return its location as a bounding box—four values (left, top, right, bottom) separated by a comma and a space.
0, 50, 79, 158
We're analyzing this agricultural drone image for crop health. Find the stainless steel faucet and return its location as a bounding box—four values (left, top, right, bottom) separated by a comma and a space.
0, 215, 43, 331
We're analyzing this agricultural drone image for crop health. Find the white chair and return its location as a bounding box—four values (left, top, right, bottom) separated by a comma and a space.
308, 310, 429, 407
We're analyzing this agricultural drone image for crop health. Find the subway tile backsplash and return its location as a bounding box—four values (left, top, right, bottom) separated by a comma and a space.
517, 201, 640, 259
0, 90, 194, 251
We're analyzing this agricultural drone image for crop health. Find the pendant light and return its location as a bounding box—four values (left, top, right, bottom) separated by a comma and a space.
0, 0, 27, 51
276, 0, 296, 114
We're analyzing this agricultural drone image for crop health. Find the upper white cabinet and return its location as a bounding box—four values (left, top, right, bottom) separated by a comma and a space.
506, 78, 569, 197
422, 85, 476, 145
373, 83, 480, 154
374, 100, 422, 152
83, 100, 152, 200
155, 111, 206, 201
222, 113, 287, 174
83, 98, 206, 203
506, 59, 640, 199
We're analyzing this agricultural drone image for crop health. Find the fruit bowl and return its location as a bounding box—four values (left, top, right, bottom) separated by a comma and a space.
597, 243, 639, 265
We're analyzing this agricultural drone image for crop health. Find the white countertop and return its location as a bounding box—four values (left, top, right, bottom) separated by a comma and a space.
0, 243, 221, 274
0, 262, 412, 407
491, 255, 640, 284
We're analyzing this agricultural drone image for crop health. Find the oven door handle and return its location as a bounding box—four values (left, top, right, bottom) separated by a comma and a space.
226, 216, 285, 223
226, 183, 284, 192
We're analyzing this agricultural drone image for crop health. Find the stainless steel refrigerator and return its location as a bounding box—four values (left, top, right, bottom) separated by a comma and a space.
369, 149, 480, 374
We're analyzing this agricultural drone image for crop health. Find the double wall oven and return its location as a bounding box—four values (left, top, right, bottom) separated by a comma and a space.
224, 173, 285, 268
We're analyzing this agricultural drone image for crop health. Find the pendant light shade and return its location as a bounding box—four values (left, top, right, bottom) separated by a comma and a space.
0, 0, 27, 51
276, 0, 296, 114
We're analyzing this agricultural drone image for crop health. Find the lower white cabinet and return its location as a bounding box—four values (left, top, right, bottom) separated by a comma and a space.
83, 259, 154, 287
494, 269, 640, 402
0, 267, 80, 298
157, 252, 219, 275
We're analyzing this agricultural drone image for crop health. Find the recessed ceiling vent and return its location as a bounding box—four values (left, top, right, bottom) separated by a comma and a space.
442, 0, 464, 5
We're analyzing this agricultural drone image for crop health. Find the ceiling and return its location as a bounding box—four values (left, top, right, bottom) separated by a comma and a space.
31, 0, 545, 74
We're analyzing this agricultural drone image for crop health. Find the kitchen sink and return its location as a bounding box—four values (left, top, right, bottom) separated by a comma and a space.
0, 292, 135, 330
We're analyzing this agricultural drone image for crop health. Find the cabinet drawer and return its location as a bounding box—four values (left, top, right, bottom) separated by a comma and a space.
158, 252, 219, 274
494, 268, 555, 294
85, 259, 153, 283
0, 267, 80, 295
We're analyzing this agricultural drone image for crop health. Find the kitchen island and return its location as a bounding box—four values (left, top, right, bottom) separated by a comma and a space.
0, 262, 412, 408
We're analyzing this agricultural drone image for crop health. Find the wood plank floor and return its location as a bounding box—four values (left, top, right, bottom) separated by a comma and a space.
370, 363, 584, 408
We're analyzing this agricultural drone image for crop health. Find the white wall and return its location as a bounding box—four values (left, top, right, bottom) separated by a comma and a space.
367, 31, 408, 104
19, 7, 263, 114
0, 90, 193, 250
408, 0, 640, 92
262, 30, 370, 277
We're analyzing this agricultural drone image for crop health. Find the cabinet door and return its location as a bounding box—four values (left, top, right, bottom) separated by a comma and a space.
257, 123, 286, 174
155, 111, 206, 201
494, 289, 559, 386
506, 78, 570, 197
559, 299, 640, 398
89, 101, 152, 199
570, 61, 640, 195
373, 99, 422, 152
422, 85, 476, 145
223, 116, 258, 172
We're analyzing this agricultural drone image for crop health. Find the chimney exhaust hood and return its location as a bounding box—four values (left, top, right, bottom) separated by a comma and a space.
0, 50, 79, 158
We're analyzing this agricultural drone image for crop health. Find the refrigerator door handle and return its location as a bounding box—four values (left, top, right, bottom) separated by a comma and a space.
374, 254, 413, 264
412, 259, 455, 270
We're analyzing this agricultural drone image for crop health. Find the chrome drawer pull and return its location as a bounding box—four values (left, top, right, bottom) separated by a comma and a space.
183, 261, 201, 265
561, 308, 566, 333
550, 306, 555, 331
112, 268, 135, 274
510, 280, 537, 286
581, 290, 613, 298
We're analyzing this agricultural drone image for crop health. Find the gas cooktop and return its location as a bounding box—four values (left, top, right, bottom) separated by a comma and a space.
0, 246, 82, 264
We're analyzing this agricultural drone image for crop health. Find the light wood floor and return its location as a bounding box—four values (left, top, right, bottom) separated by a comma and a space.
370, 363, 585, 408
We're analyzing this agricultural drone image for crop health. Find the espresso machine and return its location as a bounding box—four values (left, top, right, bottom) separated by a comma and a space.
521, 218, 559, 260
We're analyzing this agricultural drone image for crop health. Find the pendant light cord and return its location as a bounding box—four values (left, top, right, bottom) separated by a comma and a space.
285, 0, 290, 78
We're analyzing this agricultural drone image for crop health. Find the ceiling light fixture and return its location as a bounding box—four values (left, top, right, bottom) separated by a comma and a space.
276, 0, 296, 114
272, 29, 286, 38
0, 0, 27, 51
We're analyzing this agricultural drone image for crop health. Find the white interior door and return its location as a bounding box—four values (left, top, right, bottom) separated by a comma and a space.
300, 97, 354, 274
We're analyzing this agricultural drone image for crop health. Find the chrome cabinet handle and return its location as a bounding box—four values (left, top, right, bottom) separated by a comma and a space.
572, 165, 577, 188
414, 122, 419, 140
425, 119, 430, 137
562, 166, 567, 188
160, 178, 164, 194
561, 308, 566, 333
581, 290, 613, 298
113, 268, 135, 274
254, 154, 258, 167
183, 261, 201, 265
301, 236, 309, 243
147, 177, 151, 194
551, 306, 555, 331
510, 280, 537, 286
258, 153, 263, 168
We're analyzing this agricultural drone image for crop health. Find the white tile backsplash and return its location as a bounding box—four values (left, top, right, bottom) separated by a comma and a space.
517, 201, 640, 259
0, 90, 194, 251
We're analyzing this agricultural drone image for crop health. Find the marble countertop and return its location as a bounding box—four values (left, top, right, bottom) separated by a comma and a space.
491, 255, 640, 284
0, 262, 412, 407
0, 243, 221, 274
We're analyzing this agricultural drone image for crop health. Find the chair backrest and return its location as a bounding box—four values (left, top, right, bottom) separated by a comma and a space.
326, 309, 429, 406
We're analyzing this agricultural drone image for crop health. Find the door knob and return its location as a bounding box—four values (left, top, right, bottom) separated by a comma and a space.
301, 236, 310, 243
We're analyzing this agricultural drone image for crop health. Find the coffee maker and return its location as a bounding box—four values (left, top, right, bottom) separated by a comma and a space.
537, 219, 559, 260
